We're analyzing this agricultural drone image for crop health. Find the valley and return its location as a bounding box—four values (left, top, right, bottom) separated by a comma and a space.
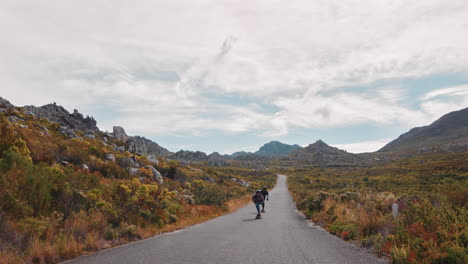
0, 96, 467, 264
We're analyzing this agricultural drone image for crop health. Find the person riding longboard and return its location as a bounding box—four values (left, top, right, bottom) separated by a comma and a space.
261, 186, 269, 213
252, 190, 264, 219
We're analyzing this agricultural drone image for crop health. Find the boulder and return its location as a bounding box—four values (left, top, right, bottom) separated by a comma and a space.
58, 126, 80, 139
239, 179, 250, 187
83, 130, 95, 139
105, 153, 116, 162
128, 168, 140, 176
113, 126, 128, 141
117, 157, 139, 168
148, 166, 164, 184
147, 154, 159, 165
38, 125, 50, 136
230, 177, 250, 187
80, 164, 89, 172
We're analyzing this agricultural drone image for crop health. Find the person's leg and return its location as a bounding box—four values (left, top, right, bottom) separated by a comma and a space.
255, 203, 261, 214
261, 202, 265, 212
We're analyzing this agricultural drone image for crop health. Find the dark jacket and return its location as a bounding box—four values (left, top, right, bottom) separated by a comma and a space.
261, 190, 269, 200
252, 193, 264, 204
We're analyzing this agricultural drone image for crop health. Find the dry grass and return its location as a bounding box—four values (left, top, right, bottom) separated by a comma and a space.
157, 195, 250, 234
84, 231, 100, 252
0, 250, 22, 264
55, 234, 84, 261
27, 239, 59, 264
357, 208, 382, 236
16, 195, 252, 264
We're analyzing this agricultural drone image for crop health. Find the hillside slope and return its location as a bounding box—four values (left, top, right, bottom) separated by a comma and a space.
0, 97, 275, 263
379, 107, 468, 152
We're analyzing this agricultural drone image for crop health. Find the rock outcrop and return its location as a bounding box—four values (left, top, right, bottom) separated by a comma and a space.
148, 166, 164, 184
170, 150, 208, 163
207, 152, 231, 166
113, 126, 128, 141
168, 150, 232, 166
0, 97, 14, 109
117, 157, 140, 168
58, 126, 81, 139
24, 104, 99, 132
127, 136, 171, 157
230, 177, 250, 187
105, 153, 116, 162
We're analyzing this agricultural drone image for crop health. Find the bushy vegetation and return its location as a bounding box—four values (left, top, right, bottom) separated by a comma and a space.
286, 153, 468, 263
0, 109, 276, 263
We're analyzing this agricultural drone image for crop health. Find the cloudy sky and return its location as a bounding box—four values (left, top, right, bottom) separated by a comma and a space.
1, 0, 468, 154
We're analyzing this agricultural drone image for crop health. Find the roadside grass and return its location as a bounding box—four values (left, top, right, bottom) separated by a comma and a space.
0, 194, 254, 264
285, 152, 468, 264
0, 113, 276, 263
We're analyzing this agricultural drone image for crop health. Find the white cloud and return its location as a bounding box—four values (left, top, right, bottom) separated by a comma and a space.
1, 0, 468, 144
421, 84, 468, 100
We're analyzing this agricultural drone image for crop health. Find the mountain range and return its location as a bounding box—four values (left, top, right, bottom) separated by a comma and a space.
1, 96, 467, 166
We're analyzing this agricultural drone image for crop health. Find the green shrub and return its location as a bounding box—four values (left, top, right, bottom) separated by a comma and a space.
168, 214, 178, 224
459, 229, 468, 248
103, 225, 118, 240
193, 182, 226, 206
432, 246, 467, 264
119, 222, 138, 239
329, 221, 358, 240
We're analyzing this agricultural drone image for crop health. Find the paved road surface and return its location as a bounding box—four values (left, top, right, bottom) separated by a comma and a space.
65, 175, 386, 264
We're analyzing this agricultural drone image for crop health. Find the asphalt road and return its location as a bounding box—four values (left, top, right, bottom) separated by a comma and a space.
65, 175, 386, 264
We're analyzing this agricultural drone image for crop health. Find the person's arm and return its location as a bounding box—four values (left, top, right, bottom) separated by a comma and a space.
266, 192, 269, 200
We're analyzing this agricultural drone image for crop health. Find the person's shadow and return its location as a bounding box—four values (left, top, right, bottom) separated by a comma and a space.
242, 218, 258, 222
242, 213, 262, 221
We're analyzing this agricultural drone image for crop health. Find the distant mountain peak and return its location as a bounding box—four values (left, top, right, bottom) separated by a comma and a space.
288, 140, 361, 165
309, 139, 328, 147
255, 141, 302, 156
300, 140, 342, 153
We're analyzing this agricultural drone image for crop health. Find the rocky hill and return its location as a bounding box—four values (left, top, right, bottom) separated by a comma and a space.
13, 99, 173, 160
255, 141, 302, 156
24, 103, 99, 133
168, 150, 230, 167
286, 140, 364, 165
379, 107, 468, 152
